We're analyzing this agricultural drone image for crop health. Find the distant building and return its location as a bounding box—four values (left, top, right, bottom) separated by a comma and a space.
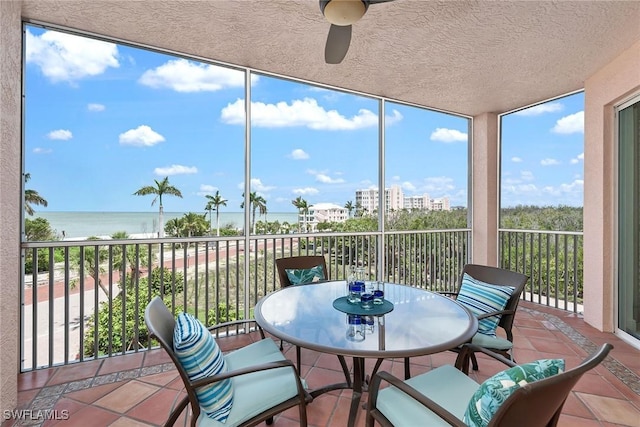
305, 203, 349, 231
355, 185, 451, 214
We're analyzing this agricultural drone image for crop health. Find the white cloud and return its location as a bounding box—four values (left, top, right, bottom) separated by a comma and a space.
552, 111, 584, 134
119, 125, 165, 147
421, 176, 455, 193
197, 184, 218, 196
25, 29, 119, 83
316, 173, 345, 184
88, 103, 105, 112
154, 164, 198, 175
293, 187, 319, 195
521, 171, 534, 181
514, 102, 564, 116
220, 98, 402, 130
391, 175, 401, 181
238, 178, 276, 193
542, 179, 584, 196
540, 158, 560, 166
571, 152, 585, 164
511, 157, 523, 163
33, 147, 52, 154
290, 149, 309, 160
401, 181, 416, 191
139, 59, 256, 92
430, 128, 468, 143
47, 129, 72, 140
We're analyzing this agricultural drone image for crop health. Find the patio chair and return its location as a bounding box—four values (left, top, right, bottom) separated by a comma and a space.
366, 343, 613, 427
446, 263, 529, 374
275, 255, 352, 386
144, 296, 308, 427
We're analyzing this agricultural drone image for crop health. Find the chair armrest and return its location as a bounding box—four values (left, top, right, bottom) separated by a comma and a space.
460, 344, 517, 368
207, 319, 265, 339
475, 308, 515, 321
190, 359, 301, 389
368, 371, 466, 427
438, 291, 459, 297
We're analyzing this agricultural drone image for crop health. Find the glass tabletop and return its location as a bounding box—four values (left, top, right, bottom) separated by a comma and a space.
255, 281, 478, 358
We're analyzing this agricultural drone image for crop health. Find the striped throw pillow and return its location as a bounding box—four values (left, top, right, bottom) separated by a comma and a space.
457, 273, 515, 337
174, 313, 233, 422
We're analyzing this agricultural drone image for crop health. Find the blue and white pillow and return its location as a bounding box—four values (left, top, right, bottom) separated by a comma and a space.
457, 273, 515, 337
285, 264, 325, 285
174, 312, 233, 423
464, 358, 565, 426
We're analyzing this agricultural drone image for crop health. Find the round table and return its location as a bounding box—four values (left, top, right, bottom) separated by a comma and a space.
255, 281, 478, 426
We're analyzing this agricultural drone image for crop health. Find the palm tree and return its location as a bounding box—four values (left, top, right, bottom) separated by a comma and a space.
241, 192, 266, 234
204, 191, 227, 236
292, 196, 309, 232
344, 200, 354, 218
355, 201, 364, 217
181, 212, 208, 237
24, 173, 48, 216
133, 176, 183, 238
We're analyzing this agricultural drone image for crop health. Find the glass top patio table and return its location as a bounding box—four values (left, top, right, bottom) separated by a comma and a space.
255, 281, 477, 426
255, 280, 478, 359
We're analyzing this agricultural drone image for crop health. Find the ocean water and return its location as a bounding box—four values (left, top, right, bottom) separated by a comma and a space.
34, 211, 299, 239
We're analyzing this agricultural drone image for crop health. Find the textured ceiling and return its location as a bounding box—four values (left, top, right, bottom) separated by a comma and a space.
21, 0, 640, 116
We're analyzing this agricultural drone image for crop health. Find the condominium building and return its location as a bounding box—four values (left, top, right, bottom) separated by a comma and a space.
303, 203, 349, 231
355, 185, 451, 214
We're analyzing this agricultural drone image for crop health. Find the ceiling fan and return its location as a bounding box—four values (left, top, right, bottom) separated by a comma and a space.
319, 0, 396, 64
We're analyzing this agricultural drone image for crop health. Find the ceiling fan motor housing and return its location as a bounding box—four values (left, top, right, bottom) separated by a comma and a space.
320, 0, 369, 26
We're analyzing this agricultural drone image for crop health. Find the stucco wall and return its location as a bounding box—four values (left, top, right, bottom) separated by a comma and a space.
471, 113, 499, 266
0, 0, 22, 412
584, 39, 640, 332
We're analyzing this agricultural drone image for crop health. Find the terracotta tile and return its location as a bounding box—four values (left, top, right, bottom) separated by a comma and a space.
94, 381, 159, 413
136, 370, 180, 387
46, 360, 103, 386
315, 352, 352, 372
50, 405, 119, 427
64, 381, 124, 404
41, 397, 86, 426
8, 304, 640, 427
109, 417, 154, 427
577, 393, 640, 426
305, 366, 351, 397
562, 392, 596, 419
573, 373, 627, 400
125, 388, 187, 425
18, 369, 57, 391
99, 352, 144, 376
557, 413, 605, 426
15, 389, 40, 408
142, 349, 171, 367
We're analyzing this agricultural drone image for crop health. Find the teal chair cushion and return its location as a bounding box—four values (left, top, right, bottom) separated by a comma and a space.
174, 313, 233, 423
463, 358, 565, 426
376, 365, 480, 426
197, 338, 302, 426
471, 331, 513, 351
457, 273, 515, 337
285, 264, 325, 285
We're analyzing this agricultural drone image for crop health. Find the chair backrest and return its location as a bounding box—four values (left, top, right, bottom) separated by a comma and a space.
459, 264, 528, 340
275, 255, 328, 287
144, 296, 203, 422
488, 343, 613, 427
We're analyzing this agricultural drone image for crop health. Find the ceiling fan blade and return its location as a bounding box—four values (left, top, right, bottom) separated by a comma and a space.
325, 24, 352, 64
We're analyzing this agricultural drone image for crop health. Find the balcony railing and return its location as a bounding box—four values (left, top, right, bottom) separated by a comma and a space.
21, 228, 582, 371
499, 229, 584, 313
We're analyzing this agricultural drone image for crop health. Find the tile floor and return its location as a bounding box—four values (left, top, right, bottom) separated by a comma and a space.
4, 301, 640, 427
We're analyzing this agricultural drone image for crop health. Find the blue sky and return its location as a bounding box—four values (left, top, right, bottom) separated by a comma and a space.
24, 25, 584, 214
